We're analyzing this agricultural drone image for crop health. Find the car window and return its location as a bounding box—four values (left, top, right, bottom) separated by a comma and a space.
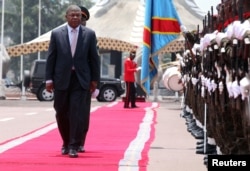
35, 62, 46, 77
32, 61, 46, 78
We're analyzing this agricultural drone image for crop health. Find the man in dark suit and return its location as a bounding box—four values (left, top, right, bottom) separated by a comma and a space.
77, 5, 92, 153
45, 5, 100, 158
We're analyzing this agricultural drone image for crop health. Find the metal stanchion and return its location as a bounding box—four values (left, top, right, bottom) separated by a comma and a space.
204, 102, 207, 154
153, 81, 158, 102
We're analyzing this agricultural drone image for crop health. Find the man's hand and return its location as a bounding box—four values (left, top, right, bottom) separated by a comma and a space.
136, 66, 141, 71
46, 82, 54, 93
90, 81, 98, 93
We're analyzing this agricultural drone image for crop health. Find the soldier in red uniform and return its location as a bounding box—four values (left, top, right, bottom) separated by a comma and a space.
123, 50, 140, 108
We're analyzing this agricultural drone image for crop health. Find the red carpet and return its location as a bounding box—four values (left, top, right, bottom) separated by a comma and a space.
0, 101, 158, 171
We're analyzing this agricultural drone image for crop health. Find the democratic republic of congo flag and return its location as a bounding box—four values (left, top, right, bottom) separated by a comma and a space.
141, 0, 182, 94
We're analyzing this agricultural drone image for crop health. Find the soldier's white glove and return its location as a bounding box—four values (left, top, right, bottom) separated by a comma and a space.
239, 76, 250, 100
232, 80, 241, 99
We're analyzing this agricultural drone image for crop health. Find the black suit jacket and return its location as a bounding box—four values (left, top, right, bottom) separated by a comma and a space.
45, 25, 100, 90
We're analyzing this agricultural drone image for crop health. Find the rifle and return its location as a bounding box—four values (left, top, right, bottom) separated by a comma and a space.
181, 28, 197, 64
232, 0, 238, 22
202, 16, 207, 36
238, 0, 244, 23
207, 11, 211, 33
211, 6, 214, 32
221, 3, 225, 31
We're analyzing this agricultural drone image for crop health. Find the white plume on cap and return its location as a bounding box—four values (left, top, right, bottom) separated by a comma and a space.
202, 33, 216, 49
226, 24, 234, 39
180, 25, 188, 32
215, 32, 227, 45
232, 20, 242, 39
233, 20, 250, 40
199, 38, 205, 52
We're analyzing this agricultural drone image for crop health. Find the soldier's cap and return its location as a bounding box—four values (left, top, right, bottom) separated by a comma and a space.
78, 6, 90, 21
130, 50, 136, 56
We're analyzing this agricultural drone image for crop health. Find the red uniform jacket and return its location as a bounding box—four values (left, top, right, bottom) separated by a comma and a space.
124, 57, 137, 82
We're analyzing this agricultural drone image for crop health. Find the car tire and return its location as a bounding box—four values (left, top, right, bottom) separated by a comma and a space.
99, 86, 117, 102
37, 85, 54, 101
96, 96, 103, 102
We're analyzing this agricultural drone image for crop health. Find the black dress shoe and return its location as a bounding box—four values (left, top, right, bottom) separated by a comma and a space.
124, 106, 130, 108
61, 146, 69, 155
196, 144, 216, 149
185, 117, 194, 123
196, 146, 217, 154
192, 130, 204, 139
204, 156, 208, 166
187, 123, 198, 131
196, 149, 216, 155
69, 149, 78, 158
77, 146, 85, 153
131, 105, 139, 108
196, 140, 205, 145
196, 144, 204, 149
181, 111, 191, 118
186, 120, 196, 126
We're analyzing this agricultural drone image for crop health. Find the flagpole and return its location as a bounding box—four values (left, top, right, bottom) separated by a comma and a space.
20, 0, 26, 100
37, 0, 41, 60
141, 0, 182, 95
0, 0, 5, 99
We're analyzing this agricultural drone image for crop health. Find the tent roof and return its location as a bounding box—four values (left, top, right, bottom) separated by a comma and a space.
6, 0, 203, 57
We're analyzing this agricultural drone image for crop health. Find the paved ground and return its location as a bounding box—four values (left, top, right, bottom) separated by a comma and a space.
147, 97, 207, 171
1, 93, 208, 170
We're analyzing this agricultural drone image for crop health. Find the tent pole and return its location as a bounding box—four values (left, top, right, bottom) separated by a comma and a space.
37, 0, 41, 60
0, 0, 5, 100
20, 0, 26, 100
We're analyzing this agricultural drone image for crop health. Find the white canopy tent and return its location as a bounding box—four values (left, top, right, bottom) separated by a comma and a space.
5, 0, 203, 57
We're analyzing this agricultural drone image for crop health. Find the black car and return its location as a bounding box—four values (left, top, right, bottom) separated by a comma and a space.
24, 59, 125, 102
